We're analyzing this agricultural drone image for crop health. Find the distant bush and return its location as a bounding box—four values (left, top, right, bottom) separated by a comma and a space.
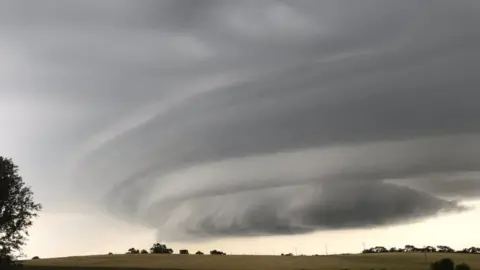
210, 250, 226, 255
179, 249, 189, 255
140, 249, 148, 254
429, 258, 472, 270
431, 258, 455, 270
455, 263, 471, 270
195, 251, 204, 255
31, 256, 40, 260
108, 252, 113, 255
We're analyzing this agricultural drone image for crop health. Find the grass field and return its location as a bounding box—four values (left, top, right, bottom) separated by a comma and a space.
21, 252, 480, 270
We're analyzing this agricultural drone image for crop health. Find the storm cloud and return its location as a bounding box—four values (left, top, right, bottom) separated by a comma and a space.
2, 0, 480, 241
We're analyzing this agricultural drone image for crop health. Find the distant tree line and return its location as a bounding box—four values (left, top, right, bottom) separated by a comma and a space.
121, 243, 226, 256
362, 245, 480, 254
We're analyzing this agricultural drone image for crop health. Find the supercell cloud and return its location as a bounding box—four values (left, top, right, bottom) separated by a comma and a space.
1, 0, 480, 241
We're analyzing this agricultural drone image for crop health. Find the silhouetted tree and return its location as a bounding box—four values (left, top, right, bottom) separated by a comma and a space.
0, 157, 42, 258
140, 249, 148, 254
374, 246, 387, 253
360, 245, 480, 254
195, 251, 204, 255
31, 256, 39, 260
126, 248, 139, 254
366, 248, 374, 253
405, 245, 416, 252
463, 247, 479, 254
455, 263, 471, 270
150, 243, 173, 254
437, 246, 455, 253
210, 249, 226, 255
108, 252, 113, 255
431, 258, 455, 270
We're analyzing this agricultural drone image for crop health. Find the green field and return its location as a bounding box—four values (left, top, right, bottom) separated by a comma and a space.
21, 253, 480, 270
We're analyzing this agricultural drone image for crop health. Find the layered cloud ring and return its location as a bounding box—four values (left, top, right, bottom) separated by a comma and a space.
4, 0, 479, 241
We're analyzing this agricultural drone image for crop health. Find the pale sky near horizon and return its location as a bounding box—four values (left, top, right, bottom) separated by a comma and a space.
2, 0, 480, 258
24, 200, 480, 258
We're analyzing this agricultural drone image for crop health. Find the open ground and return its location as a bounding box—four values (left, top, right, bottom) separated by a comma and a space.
22, 253, 480, 270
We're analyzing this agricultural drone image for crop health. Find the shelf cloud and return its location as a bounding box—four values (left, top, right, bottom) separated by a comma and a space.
2, 0, 480, 241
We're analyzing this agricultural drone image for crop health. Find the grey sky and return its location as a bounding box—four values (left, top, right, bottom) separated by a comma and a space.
1, 0, 480, 246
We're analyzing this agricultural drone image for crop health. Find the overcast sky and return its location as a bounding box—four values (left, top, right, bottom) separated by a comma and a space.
1, 0, 480, 258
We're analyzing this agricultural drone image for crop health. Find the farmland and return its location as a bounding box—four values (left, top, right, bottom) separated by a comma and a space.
22, 252, 480, 270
